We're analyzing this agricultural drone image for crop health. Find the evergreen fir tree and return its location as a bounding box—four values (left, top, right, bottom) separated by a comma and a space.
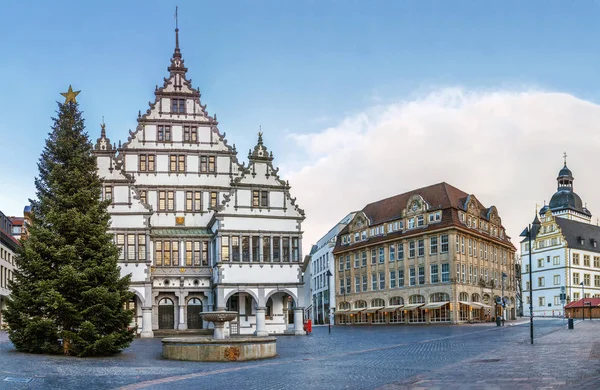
2, 94, 135, 356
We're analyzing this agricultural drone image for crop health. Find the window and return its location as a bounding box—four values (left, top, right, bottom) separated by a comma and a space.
441, 263, 449, 282
346, 255, 350, 269
584, 255, 591, 267
361, 231, 367, 240
371, 249, 376, 264
390, 271, 396, 288
431, 264, 439, 283
594, 257, 600, 268
362, 274, 368, 291
116, 234, 125, 260
409, 241, 416, 258
398, 270, 404, 286
154, 240, 179, 266
538, 277, 545, 287
584, 274, 591, 286
441, 235, 449, 253
474, 267, 478, 283
103, 186, 113, 202
183, 126, 198, 143
595, 275, 600, 287
461, 263, 466, 282
346, 277, 351, 293
157, 125, 171, 142
573, 273, 580, 284
169, 154, 186, 173
339, 257, 344, 271
185, 191, 202, 212
409, 268, 416, 286
554, 275, 560, 285
210, 192, 218, 208
538, 297, 545, 307
379, 247, 385, 263
292, 237, 299, 262
538, 259, 544, 268
408, 218, 415, 229
171, 98, 185, 113
158, 190, 175, 211
417, 215, 424, 227
430, 236, 438, 254
418, 239, 425, 257
389, 245, 395, 262
361, 251, 367, 267
252, 190, 269, 207
139, 154, 156, 172
354, 253, 360, 268
573, 253, 580, 265
221, 237, 230, 261
379, 272, 385, 290
461, 236, 465, 254
355, 276, 360, 292
272, 238, 280, 262
468, 239, 472, 256
200, 155, 217, 173
185, 240, 208, 266
474, 241, 477, 258
339, 279, 345, 294
127, 235, 136, 260
574, 292, 580, 300
372, 274, 377, 290
398, 243, 404, 260
553, 256, 560, 265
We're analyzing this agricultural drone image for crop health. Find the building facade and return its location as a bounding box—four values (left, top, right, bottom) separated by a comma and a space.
8, 205, 31, 240
333, 182, 517, 325
521, 160, 600, 317
0, 210, 19, 327
93, 25, 306, 337
308, 213, 355, 324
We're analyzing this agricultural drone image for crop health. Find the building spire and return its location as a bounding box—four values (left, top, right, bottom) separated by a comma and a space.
563, 151, 568, 166
174, 6, 181, 59
168, 6, 187, 75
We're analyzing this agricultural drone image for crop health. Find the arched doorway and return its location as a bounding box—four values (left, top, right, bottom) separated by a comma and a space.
158, 298, 175, 329
187, 298, 203, 329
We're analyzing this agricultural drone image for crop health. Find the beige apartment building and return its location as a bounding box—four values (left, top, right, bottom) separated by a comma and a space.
332, 182, 517, 325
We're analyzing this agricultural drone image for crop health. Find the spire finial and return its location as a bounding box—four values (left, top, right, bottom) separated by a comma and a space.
174, 6, 181, 57
535, 203, 539, 215
100, 117, 106, 137
563, 151, 568, 166
258, 126, 263, 144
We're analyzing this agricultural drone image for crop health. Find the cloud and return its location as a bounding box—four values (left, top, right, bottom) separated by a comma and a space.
285, 87, 600, 256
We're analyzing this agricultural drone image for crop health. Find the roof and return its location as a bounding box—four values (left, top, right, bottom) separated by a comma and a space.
564, 298, 600, 309
151, 228, 212, 237
555, 218, 600, 254
0, 226, 21, 251
361, 182, 468, 226
9, 217, 24, 225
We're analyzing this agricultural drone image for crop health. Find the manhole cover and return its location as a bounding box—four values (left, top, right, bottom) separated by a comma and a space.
471, 358, 503, 363
4, 377, 34, 383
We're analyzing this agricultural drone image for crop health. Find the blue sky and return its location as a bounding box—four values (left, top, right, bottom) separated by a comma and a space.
2, 1, 600, 243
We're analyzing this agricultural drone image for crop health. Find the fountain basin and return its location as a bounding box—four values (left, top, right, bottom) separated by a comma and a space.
162, 336, 277, 362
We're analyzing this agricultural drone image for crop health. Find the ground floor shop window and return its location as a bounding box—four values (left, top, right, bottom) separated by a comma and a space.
354, 312, 368, 324
372, 311, 386, 324
337, 314, 349, 324
459, 303, 469, 322
429, 305, 450, 322
408, 309, 425, 323
389, 310, 405, 323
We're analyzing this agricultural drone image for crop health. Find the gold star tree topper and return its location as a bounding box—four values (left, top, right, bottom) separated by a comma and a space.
60, 85, 81, 104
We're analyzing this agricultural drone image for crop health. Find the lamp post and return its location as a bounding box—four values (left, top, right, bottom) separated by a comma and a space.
520, 224, 534, 344
580, 281, 584, 321
501, 272, 507, 323
326, 269, 333, 334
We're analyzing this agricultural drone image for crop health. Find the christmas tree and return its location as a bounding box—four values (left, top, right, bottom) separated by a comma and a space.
2, 86, 135, 356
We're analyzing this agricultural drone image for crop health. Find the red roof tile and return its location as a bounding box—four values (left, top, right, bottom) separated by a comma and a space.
564, 298, 600, 309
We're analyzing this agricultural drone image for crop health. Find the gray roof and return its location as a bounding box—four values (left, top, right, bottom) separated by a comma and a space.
555, 218, 600, 254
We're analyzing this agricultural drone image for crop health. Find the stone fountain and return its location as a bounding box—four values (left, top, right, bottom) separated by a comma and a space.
161, 310, 277, 362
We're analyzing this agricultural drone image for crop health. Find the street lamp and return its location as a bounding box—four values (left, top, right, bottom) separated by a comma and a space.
520, 224, 534, 344
580, 281, 584, 321
501, 272, 507, 323
326, 269, 333, 334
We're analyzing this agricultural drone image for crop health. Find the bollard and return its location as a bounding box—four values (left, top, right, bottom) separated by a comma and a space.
568, 318, 574, 329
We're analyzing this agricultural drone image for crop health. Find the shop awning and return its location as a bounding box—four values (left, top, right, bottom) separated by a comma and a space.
335, 309, 349, 314
402, 303, 424, 311
459, 301, 484, 309
479, 303, 493, 309
348, 308, 366, 314
364, 306, 384, 313
381, 305, 404, 312
420, 301, 450, 310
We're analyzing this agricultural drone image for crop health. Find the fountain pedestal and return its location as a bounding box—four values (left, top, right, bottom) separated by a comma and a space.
161, 310, 277, 362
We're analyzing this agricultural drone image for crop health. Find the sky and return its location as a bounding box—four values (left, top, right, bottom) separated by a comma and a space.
2, 1, 600, 255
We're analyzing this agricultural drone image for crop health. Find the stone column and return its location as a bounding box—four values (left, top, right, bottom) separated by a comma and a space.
255, 307, 268, 336
293, 308, 306, 335
180, 240, 185, 266
140, 307, 154, 338
178, 302, 187, 330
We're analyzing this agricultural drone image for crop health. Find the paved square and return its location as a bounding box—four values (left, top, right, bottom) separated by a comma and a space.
1, 319, 599, 389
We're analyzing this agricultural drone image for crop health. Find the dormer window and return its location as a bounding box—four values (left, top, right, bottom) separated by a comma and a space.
393, 222, 398, 230
408, 218, 415, 229
354, 232, 359, 242
370, 228, 374, 236
171, 98, 186, 114
399, 221, 404, 230
361, 231, 367, 240
417, 215, 424, 227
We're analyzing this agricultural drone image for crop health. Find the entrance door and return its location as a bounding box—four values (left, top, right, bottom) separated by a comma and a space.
187, 298, 203, 329
158, 298, 175, 329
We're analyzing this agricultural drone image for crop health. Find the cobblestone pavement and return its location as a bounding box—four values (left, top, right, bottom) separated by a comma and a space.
0, 319, 598, 389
